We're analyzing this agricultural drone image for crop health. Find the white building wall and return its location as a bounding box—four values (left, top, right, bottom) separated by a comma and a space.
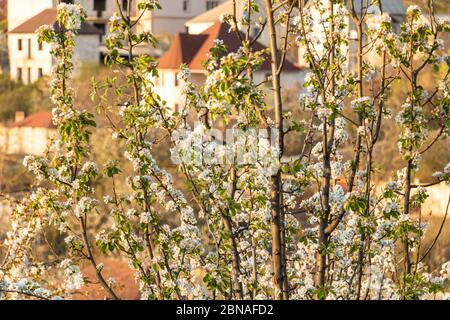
186, 21, 214, 35
75, 0, 135, 44
185, 0, 289, 48
8, 33, 53, 84
253, 70, 305, 91
153, 69, 305, 110
7, 0, 56, 31
141, 0, 225, 36
9, 33, 99, 84
153, 70, 186, 110
0, 126, 56, 156
74, 35, 101, 65
77, 0, 124, 20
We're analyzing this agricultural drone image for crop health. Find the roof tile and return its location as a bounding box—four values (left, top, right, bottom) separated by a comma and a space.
10, 111, 55, 129
158, 21, 300, 72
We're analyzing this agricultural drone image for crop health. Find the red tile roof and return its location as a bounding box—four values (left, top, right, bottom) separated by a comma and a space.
11, 111, 55, 129
9, 8, 101, 35
157, 21, 300, 72
157, 33, 208, 70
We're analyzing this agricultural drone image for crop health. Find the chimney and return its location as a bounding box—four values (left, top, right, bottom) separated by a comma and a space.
14, 111, 25, 123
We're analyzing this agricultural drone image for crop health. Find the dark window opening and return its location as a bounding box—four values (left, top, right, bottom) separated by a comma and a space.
62, 0, 74, 3
18, 39, 22, 51
265, 73, 272, 87
27, 39, 32, 59
38, 68, 43, 78
94, 0, 106, 17
27, 67, 31, 84
38, 40, 43, 51
94, 23, 106, 42
183, 0, 190, 12
122, 0, 129, 10
206, 1, 220, 10
17, 68, 23, 82
175, 73, 179, 87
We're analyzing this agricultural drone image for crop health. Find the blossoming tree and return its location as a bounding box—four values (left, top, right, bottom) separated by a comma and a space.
1, 0, 450, 300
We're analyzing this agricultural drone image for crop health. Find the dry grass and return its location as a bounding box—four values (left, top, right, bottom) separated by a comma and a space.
420, 215, 450, 272
70, 257, 140, 300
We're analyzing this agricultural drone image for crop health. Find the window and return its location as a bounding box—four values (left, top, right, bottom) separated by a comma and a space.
122, 0, 129, 10
206, 1, 220, 10
18, 39, 22, 51
38, 40, 43, 51
94, 0, 106, 17
183, 0, 190, 12
265, 73, 272, 87
38, 68, 43, 78
17, 68, 23, 82
27, 67, 31, 84
62, 0, 74, 3
94, 23, 106, 42
27, 39, 32, 59
175, 73, 179, 87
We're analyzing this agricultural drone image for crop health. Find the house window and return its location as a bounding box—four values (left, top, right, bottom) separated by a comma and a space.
27, 67, 31, 84
175, 73, 179, 87
183, 0, 190, 12
27, 39, 32, 59
38, 40, 43, 51
17, 68, 23, 82
62, 0, 74, 3
38, 68, 44, 78
18, 39, 22, 51
94, 0, 106, 18
265, 73, 272, 86
122, 0, 128, 10
206, 1, 220, 10
94, 23, 106, 42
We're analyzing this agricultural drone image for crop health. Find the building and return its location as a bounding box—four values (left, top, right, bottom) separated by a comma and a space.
78, 0, 138, 45
8, 8, 101, 84
185, 0, 286, 48
7, 1, 229, 83
138, 0, 226, 36
7, 1, 227, 44
75, 1, 227, 41
186, 0, 405, 70
7, 0, 57, 31
0, 111, 56, 155
297, 0, 406, 69
153, 21, 304, 110
185, 0, 301, 67
185, 1, 233, 35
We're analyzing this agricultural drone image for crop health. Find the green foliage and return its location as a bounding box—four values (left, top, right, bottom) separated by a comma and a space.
0, 75, 52, 121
